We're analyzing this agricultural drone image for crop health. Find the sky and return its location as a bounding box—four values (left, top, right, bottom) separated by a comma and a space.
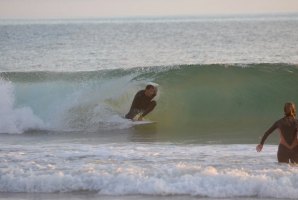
0, 0, 298, 19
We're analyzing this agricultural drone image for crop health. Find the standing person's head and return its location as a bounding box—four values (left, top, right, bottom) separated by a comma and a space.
284, 102, 296, 118
145, 84, 156, 97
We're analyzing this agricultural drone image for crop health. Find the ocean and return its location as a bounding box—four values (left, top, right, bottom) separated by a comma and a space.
1, 14, 298, 199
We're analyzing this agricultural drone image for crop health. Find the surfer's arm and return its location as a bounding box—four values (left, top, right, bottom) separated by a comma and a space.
256, 122, 278, 152
150, 94, 156, 100
260, 121, 278, 145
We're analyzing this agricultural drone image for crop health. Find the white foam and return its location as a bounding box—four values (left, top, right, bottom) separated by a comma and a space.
1, 144, 298, 198
0, 79, 45, 134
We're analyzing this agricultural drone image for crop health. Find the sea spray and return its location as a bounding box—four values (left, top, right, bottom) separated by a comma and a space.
0, 78, 44, 133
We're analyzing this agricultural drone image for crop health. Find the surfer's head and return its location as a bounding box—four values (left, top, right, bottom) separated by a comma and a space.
145, 84, 156, 97
284, 102, 296, 117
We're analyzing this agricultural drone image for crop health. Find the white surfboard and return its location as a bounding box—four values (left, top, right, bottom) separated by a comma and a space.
132, 120, 156, 124
131, 120, 156, 125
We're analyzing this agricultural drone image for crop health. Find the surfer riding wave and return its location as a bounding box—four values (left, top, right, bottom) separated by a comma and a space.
125, 84, 157, 121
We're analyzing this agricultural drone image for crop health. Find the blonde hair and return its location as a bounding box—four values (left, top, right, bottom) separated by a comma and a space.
284, 102, 296, 117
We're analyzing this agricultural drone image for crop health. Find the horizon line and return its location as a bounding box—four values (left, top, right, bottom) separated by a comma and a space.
1, 11, 298, 21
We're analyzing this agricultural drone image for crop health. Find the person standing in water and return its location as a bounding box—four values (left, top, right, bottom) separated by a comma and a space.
125, 84, 157, 121
256, 102, 298, 163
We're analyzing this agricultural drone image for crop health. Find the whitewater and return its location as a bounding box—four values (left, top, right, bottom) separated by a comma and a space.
1, 14, 298, 200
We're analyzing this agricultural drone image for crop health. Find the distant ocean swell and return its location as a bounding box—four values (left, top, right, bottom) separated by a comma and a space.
0, 63, 298, 138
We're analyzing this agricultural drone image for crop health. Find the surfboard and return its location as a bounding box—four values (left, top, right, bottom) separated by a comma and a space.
131, 120, 156, 125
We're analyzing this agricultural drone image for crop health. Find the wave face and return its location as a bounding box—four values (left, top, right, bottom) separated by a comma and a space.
1, 63, 298, 141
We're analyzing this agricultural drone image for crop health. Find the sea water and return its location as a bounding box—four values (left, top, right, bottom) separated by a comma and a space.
1, 14, 298, 199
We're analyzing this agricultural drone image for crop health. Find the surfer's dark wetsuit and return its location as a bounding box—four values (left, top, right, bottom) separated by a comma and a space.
260, 116, 298, 163
125, 90, 156, 120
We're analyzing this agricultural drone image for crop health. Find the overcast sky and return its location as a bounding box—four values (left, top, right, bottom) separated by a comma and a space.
0, 0, 298, 19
